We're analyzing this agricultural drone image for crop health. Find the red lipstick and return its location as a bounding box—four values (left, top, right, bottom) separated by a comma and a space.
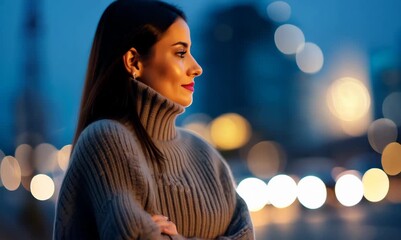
182, 82, 195, 92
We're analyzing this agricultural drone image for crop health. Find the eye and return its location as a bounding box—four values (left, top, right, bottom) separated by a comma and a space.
176, 50, 187, 58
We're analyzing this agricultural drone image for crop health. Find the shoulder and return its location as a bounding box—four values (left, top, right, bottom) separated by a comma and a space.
72, 119, 141, 164
80, 119, 133, 140
177, 127, 231, 171
76, 119, 138, 149
177, 128, 237, 192
177, 127, 216, 151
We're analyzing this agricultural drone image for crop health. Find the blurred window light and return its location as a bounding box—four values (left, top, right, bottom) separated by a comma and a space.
30, 174, 55, 201
266, 1, 291, 22
15, 144, 34, 177
182, 113, 214, 145
0, 150, 4, 187
210, 113, 251, 150
387, 178, 401, 203
367, 118, 398, 153
326, 77, 371, 122
340, 119, 370, 137
362, 168, 389, 202
58, 144, 72, 171
184, 122, 213, 144
381, 142, 401, 176
267, 174, 297, 208
335, 174, 363, 207
297, 176, 327, 209
0, 156, 21, 191
382, 92, 401, 126
295, 42, 324, 74
34, 143, 58, 174
331, 166, 347, 181
274, 24, 305, 54
236, 177, 269, 212
246, 141, 286, 179
332, 169, 362, 181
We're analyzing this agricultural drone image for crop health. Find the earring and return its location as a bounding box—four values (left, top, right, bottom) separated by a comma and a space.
132, 72, 137, 81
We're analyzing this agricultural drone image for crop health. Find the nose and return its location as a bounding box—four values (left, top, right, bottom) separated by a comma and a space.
189, 55, 203, 77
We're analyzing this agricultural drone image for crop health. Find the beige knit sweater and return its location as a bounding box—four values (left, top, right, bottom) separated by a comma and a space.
54, 79, 254, 239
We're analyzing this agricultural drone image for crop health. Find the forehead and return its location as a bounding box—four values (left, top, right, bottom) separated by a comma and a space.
157, 18, 191, 46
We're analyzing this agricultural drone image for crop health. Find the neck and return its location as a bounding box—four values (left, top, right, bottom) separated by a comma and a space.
132, 78, 185, 140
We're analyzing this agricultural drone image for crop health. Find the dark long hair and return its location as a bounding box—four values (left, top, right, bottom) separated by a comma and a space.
73, 0, 186, 162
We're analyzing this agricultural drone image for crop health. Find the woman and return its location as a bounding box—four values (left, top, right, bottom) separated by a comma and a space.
54, 0, 254, 239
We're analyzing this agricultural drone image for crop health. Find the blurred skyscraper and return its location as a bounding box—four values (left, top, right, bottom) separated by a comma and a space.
198, 3, 302, 154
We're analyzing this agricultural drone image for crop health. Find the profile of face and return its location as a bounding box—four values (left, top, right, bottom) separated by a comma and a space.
126, 18, 203, 107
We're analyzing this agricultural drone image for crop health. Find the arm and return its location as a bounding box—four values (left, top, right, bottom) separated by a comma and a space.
216, 159, 255, 240
217, 193, 254, 239
73, 120, 167, 239
169, 146, 254, 240
168, 193, 254, 240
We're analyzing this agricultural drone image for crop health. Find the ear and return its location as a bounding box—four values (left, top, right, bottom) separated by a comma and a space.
122, 48, 143, 77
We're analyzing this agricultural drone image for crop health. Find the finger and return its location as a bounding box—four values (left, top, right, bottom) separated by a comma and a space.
160, 222, 178, 235
151, 215, 168, 222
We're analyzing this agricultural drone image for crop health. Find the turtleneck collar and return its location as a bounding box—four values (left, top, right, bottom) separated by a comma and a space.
131, 78, 185, 141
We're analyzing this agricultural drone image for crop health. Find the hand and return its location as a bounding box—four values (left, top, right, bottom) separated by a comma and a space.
151, 215, 178, 236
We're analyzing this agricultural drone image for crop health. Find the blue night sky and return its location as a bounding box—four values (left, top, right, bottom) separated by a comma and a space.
1, 0, 401, 153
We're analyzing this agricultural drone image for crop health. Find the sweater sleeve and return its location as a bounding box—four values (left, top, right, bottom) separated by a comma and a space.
172, 181, 254, 240
69, 120, 165, 239
212, 157, 254, 240
171, 141, 255, 240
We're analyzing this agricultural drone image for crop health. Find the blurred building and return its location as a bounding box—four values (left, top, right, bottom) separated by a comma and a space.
197, 4, 302, 154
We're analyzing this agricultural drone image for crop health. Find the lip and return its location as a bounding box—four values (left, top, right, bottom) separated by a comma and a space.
181, 82, 195, 92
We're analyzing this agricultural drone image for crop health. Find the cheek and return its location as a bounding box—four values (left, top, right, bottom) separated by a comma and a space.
159, 61, 185, 81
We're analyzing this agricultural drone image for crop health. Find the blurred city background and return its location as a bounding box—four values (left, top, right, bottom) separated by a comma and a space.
1, 0, 401, 239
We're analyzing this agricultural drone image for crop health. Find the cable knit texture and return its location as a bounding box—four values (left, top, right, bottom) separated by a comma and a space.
54, 79, 254, 239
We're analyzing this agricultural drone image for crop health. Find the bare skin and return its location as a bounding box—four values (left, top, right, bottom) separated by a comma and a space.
123, 17, 203, 107
151, 215, 178, 236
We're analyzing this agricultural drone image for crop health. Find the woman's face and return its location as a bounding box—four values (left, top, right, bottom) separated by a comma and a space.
139, 18, 203, 107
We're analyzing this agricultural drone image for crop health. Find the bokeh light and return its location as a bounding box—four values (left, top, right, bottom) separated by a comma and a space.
246, 141, 286, 179
381, 142, 401, 176
362, 168, 389, 202
333, 169, 362, 181
382, 92, 401, 126
57, 144, 72, 171
15, 144, 34, 176
30, 174, 55, 201
331, 166, 347, 181
236, 177, 269, 212
335, 174, 363, 207
387, 177, 401, 203
295, 42, 324, 73
210, 113, 251, 150
182, 113, 214, 145
0, 156, 21, 191
267, 174, 297, 208
274, 24, 305, 54
367, 118, 398, 153
0, 150, 4, 187
266, 1, 291, 22
34, 143, 58, 173
340, 119, 370, 137
326, 77, 371, 122
297, 176, 327, 209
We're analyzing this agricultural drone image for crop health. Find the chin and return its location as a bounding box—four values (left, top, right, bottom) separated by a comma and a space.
178, 98, 193, 107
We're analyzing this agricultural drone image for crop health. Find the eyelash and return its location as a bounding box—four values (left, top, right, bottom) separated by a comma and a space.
176, 50, 187, 58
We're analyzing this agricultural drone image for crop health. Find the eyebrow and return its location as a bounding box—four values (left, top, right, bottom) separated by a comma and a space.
171, 41, 189, 48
